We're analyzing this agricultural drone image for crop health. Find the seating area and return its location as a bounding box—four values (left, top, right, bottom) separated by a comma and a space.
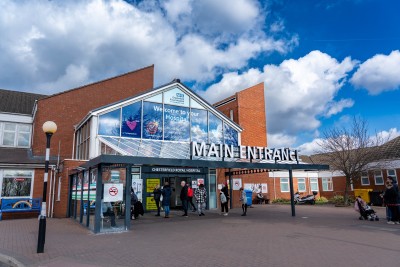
0, 198, 41, 220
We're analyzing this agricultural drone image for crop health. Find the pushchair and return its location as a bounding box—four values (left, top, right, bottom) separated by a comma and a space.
355, 197, 379, 221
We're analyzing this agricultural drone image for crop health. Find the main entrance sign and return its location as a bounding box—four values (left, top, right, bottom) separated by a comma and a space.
191, 142, 299, 162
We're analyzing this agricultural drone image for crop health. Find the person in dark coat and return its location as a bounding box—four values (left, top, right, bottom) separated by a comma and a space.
130, 188, 138, 220
161, 182, 172, 218
383, 176, 399, 224
180, 181, 189, 217
153, 184, 162, 216
220, 183, 230, 215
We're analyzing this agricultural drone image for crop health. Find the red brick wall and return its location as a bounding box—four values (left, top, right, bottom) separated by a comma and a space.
32, 65, 154, 159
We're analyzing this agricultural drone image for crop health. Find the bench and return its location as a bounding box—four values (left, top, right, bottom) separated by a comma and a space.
0, 198, 41, 220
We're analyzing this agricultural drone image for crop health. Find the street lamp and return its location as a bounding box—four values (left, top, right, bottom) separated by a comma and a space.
37, 121, 57, 253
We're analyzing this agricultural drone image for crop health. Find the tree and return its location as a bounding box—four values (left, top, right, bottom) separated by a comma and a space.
316, 116, 388, 205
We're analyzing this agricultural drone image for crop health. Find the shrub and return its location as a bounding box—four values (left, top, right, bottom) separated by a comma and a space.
315, 196, 328, 204
271, 198, 291, 204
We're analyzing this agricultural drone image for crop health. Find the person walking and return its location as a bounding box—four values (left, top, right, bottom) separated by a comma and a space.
195, 184, 207, 216
153, 184, 162, 216
240, 187, 248, 216
188, 185, 197, 212
383, 176, 399, 224
130, 188, 138, 220
220, 183, 229, 216
180, 181, 189, 217
161, 182, 172, 218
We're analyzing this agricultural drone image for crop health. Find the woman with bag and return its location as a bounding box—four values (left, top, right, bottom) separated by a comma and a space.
220, 183, 229, 216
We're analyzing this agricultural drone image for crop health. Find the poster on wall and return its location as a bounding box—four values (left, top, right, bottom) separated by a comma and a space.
163, 104, 190, 141
146, 178, 160, 192
142, 102, 163, 140
121, 101, 142, 138
261, 183, 268, 193
103, 183, 123, 202
146, 197, 157, 210
232, 178, 242, 190
192, 180, 198, 189
132, 179, 143, 202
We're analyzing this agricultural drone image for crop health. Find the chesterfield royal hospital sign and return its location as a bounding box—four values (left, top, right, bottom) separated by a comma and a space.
191, 142, 299, 163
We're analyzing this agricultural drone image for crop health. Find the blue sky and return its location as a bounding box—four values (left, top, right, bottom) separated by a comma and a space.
0, 0, 399, 154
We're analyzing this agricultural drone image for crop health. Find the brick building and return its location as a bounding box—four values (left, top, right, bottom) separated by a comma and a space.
0, 65, 327, 232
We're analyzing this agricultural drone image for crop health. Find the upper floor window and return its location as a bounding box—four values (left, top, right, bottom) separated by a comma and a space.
374, 170, 384, 185
0, 122, 31, 148
361, 171, 369, 185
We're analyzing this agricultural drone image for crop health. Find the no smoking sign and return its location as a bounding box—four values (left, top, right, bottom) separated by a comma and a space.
104, 183, 123, 202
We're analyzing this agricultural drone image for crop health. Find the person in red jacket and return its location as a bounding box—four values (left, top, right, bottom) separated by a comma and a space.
187, 184, 197, 212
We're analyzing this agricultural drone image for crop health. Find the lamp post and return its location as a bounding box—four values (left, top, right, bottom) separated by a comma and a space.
37, 121, 57, 253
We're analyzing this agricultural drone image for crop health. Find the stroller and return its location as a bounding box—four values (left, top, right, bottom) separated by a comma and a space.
355, 196, 379, 221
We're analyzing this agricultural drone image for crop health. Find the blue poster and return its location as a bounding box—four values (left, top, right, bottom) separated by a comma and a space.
190, 109, 208, 142
223, 123, 238, 146
121, 102, 142, 138
142, 102, 163, 140
164, 104, 190, 141
209, 113, 223, 144
98, 109, 121, 136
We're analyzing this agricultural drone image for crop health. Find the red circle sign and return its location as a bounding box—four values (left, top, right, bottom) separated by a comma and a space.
109, 186, 118, 196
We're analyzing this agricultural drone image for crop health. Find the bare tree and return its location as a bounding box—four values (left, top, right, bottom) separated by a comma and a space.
316, 116, 388, 205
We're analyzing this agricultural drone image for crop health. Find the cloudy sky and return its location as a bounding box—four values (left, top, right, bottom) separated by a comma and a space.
1, 0, 399, 154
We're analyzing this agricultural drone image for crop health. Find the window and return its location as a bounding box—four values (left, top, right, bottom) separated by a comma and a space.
387, 169, 397, 182
0, 122, 31, 148
322, 177, 333, 191
297, 178, 306, 192
1, 170, 34, 197
310, 178, 319, 192
374, 170, 384, 185
361, 171, 369, 185
280, 178, 289, 192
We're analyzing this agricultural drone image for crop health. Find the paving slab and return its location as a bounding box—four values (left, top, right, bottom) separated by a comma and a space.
0, 204, 399, 267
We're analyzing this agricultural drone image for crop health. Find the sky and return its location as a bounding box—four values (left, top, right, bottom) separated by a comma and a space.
0, 0, 399, 154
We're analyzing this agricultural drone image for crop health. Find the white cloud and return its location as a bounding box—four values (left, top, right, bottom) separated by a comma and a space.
201, 50, 357, 147
351, 50, 400, 95
297, 138, 323, 156
376, 128, 400, 141
0, 0, 295, 94
267, 133, 297, 148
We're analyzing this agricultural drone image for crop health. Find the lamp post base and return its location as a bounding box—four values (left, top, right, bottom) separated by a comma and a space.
37, 216, 46, 253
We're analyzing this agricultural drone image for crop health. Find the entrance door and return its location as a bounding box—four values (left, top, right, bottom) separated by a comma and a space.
162, 176, 191, 208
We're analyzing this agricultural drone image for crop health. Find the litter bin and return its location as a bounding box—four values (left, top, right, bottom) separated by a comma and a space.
354, 189, 372, 203
369, 191, 384, 206
245, 190, 253, 207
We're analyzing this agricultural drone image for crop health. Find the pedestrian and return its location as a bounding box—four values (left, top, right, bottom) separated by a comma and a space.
195, 184, 207, 216
188, 184, 197, 212
153, 184, 162, 216
161, 182, 172, 218
383, 176, 399, 224
130, 188, 138, 220
180, 180, 189, 217
240, 187, 248, 216
220, 183, 229, 216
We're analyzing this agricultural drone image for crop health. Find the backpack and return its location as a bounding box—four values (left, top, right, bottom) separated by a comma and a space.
220, 192, 227, 203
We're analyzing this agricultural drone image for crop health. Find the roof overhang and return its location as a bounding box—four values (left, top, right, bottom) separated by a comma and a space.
80, 154, 329, 172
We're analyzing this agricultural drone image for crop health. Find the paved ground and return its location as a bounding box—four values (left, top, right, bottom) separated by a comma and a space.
0, 204, 399, 267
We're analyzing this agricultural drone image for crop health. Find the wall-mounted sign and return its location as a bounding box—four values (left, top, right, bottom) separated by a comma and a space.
146, 178, 160, 193
132, 179, 143, 202
191, 142, 299, 163
146, 167, 202, 173
103, 183, 123, 202
233, 178, 242, 190
197, 178, 204, 186
146, 196, 157, 210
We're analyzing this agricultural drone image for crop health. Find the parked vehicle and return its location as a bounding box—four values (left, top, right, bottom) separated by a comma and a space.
294, 191, 318, 205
